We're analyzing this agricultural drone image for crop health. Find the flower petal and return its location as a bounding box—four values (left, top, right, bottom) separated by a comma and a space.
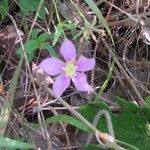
53, 74, 70, 96
76, 56, 95, 72
60, 39, 76, 61
39, 58, 65, 76
72, 73, 91, 92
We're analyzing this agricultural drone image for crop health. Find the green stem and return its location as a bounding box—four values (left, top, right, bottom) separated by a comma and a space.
52, 0, 66, 39
94, 59, 115, 102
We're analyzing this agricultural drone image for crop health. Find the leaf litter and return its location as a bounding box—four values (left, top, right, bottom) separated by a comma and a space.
0, 0, 150, 149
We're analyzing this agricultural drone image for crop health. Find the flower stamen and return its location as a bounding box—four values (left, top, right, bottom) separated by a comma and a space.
64, 62, 76, 77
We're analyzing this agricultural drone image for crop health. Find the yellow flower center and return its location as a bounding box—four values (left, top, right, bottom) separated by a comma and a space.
64, 62, 76, 77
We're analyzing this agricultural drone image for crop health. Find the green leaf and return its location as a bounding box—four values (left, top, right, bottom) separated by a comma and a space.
83, 0, 114, 44
73, 28, 86, 40
79, 98, 150, 150
0, 137, 35, 149
27, 52, 35, 62
31, 28, 42, 39
17, 39, 39, 55
33, 114, 92, 133
52, 22, 77, 46
17, 39, 39, 61
145, 96, 150, 107
18, 0, 46, 20
62, 22, 77, 30
53, 23, 63, 46
38, 4, 46, 20
41, 42, 58, 57
19, 0, 36, 15
37, 33, 52, 44
0, 0, 8, 21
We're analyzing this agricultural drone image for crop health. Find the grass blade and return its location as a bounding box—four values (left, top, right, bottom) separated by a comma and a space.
33, 114, 92, 133
84, 0, 114, 44
0, 137, 35, 149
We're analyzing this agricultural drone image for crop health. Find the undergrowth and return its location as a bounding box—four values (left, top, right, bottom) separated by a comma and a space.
0, 0, 150, 150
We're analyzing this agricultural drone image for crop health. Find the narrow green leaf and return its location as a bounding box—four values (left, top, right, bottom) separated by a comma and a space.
38, 4, 46, 20
53, 23, 63, 46
0, 137, 35, 149
145, 96, 150, 107
33, 114, 92, 133
0, 0, 9, 21
19, 0, 35, 15
17, 39, 39, 61
18, 0, 46, 20
73, 28, 86, 40
37, 33, 52, 44
84, 0, 114, 44
17, 39, 39, 55
31, 28, 42, 39
62, 22, 77, 29
41, 42, 58, 57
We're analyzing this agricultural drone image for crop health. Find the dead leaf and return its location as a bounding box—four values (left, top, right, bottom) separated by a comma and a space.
0, 25, 25, 58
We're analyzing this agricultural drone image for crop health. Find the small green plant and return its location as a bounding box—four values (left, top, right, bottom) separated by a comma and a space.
17, 29, 58, 61
53, 22, 77, 46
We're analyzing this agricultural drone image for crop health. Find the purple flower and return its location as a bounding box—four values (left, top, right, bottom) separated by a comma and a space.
39, 39, 95, 96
